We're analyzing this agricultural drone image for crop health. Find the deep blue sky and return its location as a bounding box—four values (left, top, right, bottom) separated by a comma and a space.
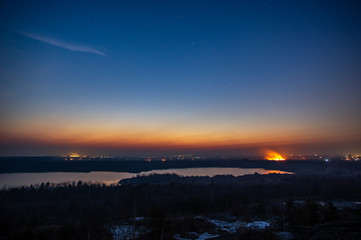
1, 0, 361, 156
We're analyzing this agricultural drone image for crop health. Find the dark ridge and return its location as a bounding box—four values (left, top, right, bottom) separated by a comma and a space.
2, 157, 359, 174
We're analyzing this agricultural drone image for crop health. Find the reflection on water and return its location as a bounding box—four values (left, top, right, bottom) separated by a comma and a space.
0, 168, 293, 188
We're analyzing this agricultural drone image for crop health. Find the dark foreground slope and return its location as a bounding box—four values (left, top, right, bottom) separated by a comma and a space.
1, 173, 361, 240
1, 157, 361, 175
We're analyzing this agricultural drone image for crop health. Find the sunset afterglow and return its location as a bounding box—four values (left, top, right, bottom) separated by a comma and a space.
1, 2, 361, 240
0, 1, 360, 157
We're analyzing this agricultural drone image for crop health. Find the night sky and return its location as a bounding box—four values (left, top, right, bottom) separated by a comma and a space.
1, 0, 361, 157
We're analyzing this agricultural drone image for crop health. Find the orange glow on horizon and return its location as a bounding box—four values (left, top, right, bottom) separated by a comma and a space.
3, 119, 358, 155
68, 153, 81, 158
265, 150, 286, 161
0, 129, 334, 154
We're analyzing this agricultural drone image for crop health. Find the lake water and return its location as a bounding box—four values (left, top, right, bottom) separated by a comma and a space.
0, 168, 292, 188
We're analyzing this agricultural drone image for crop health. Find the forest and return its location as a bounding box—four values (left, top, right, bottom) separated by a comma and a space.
1, 173, 361, 239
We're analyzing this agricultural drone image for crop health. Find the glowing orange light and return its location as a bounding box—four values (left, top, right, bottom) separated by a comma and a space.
265, 150, 286, 161
69, 153, 80, 158
161, 158, 166, 162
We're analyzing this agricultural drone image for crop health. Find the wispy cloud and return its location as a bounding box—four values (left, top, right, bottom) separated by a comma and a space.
21, 32, 106, 56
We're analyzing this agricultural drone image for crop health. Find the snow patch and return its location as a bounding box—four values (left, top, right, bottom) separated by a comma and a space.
106, 224, 149, 240
174, 232, 220, 240
203, 218, 243, 233
246, 221, 270, 230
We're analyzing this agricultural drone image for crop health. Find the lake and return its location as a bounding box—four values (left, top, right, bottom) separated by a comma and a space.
0, 167, 292, 188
